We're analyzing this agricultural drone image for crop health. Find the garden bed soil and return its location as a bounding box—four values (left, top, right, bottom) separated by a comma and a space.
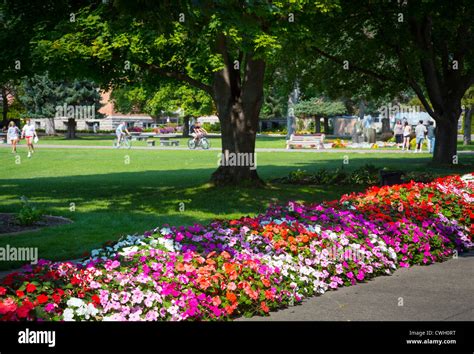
0, 213, 72, 236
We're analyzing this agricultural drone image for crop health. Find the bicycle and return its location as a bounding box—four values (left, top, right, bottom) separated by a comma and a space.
188, 136, 210, 149
114, 134, 132, 149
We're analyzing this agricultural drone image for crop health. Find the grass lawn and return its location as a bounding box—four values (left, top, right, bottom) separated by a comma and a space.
0, 147, 473, 270
37, 134, 288, 149
37, 134, 474, 151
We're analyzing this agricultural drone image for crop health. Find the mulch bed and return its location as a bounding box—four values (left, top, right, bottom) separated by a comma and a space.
0, 213, 72, 236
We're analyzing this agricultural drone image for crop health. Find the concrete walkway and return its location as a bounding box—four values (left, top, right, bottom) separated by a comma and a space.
1, 143, 473, 154
241, 251, 474, 321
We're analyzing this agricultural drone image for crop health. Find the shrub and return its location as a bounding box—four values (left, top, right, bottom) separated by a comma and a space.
16, 196, 44, 226
278, 165, 435, 186
202, 122, 221, 133
379, 132, 394, 141
409, 137, 428, 150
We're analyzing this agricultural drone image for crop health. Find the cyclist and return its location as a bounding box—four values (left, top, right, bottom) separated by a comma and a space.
190, 121, 207, 144
115, 122, 130, 147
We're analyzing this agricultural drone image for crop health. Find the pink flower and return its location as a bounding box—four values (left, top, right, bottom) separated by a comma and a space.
44, 303, 55, 313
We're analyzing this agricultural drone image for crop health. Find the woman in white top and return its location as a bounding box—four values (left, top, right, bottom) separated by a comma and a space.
21, 118, 38, 158
7, 121, 20, 154
402, 122, 412, 151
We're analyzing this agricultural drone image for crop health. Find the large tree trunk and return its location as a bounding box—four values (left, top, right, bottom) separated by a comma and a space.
433, 110, 459, 165
66, 118, 77, 139
210, 52, 265, 186
463, 106, 472, 145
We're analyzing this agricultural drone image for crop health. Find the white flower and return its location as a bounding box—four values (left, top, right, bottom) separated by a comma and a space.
63, 308, 75, 321
66, 297, 84, 308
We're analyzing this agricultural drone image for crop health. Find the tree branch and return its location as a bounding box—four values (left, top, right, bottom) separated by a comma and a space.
147, 64, 213, 96
308, 44, 396, 82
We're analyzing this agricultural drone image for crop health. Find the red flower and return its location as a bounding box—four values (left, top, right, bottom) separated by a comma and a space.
0, 298, 17, 314
91, 294, 100, 305
52, 293, 61, 304
0, 287, 6, 296
16, 305, 31, 318
16, 290, 25, 298
260, 301, 270, 313
37, 294, 48, 304
25, 283, 36, 293
17, 300, 34, 318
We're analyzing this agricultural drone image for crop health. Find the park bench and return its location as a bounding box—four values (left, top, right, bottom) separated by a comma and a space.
159, 139, 180, 147
146, 139, 156, 147
286, 133, 325, 149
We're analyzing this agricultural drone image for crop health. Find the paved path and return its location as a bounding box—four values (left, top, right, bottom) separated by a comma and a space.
1, 144, 473, 154
241, 251, 474, 321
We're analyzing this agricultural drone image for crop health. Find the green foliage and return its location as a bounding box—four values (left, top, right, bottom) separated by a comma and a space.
281, 165, 438, 186
145, 83, 214, 118
201, 122, 220, 133
111, 82, 214, 119
111, 86, 148, 114
294, 97, 347, 117
19, 72, 103, 118
17, 196, 44, 226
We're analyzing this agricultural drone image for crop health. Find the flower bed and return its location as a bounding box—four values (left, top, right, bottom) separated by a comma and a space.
0, 174, 472, 321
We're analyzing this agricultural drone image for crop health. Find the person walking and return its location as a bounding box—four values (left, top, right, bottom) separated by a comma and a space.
7, 121, 20, 154
21, 118, 38, 158
414, 120, 427, 153
393, 120, 403, 148
402, 121, 412, 151
427, 121, 436, 154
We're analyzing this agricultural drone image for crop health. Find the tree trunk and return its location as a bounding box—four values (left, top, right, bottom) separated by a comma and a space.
66, 118, 77, 139
323, 116, 329, 133
210, 54, 265, 186
182, 115, 190, 138
1, 87, 8, 128
433, 116, 458, 165
314, 116, 321, 133
381, 117, 390, 133
45, 118, 56, 135
358, 100, 365, 120
463, 106, 472, 145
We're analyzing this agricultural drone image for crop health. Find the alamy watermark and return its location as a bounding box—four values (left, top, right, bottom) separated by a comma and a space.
320, 244, 366, 262
55, 104, 95, 120
0, 244, 38, 264
217, 150, 257, 170
378, 103, 420, 118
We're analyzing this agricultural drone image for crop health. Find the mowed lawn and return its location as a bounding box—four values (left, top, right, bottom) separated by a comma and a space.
0, 145, 473, 270
37, 134, 288, 149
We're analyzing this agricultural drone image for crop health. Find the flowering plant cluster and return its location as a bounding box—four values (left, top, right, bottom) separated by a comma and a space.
0, 174, 472, 321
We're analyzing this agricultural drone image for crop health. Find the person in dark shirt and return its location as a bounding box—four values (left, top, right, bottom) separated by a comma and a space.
426, 121, 436, 154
